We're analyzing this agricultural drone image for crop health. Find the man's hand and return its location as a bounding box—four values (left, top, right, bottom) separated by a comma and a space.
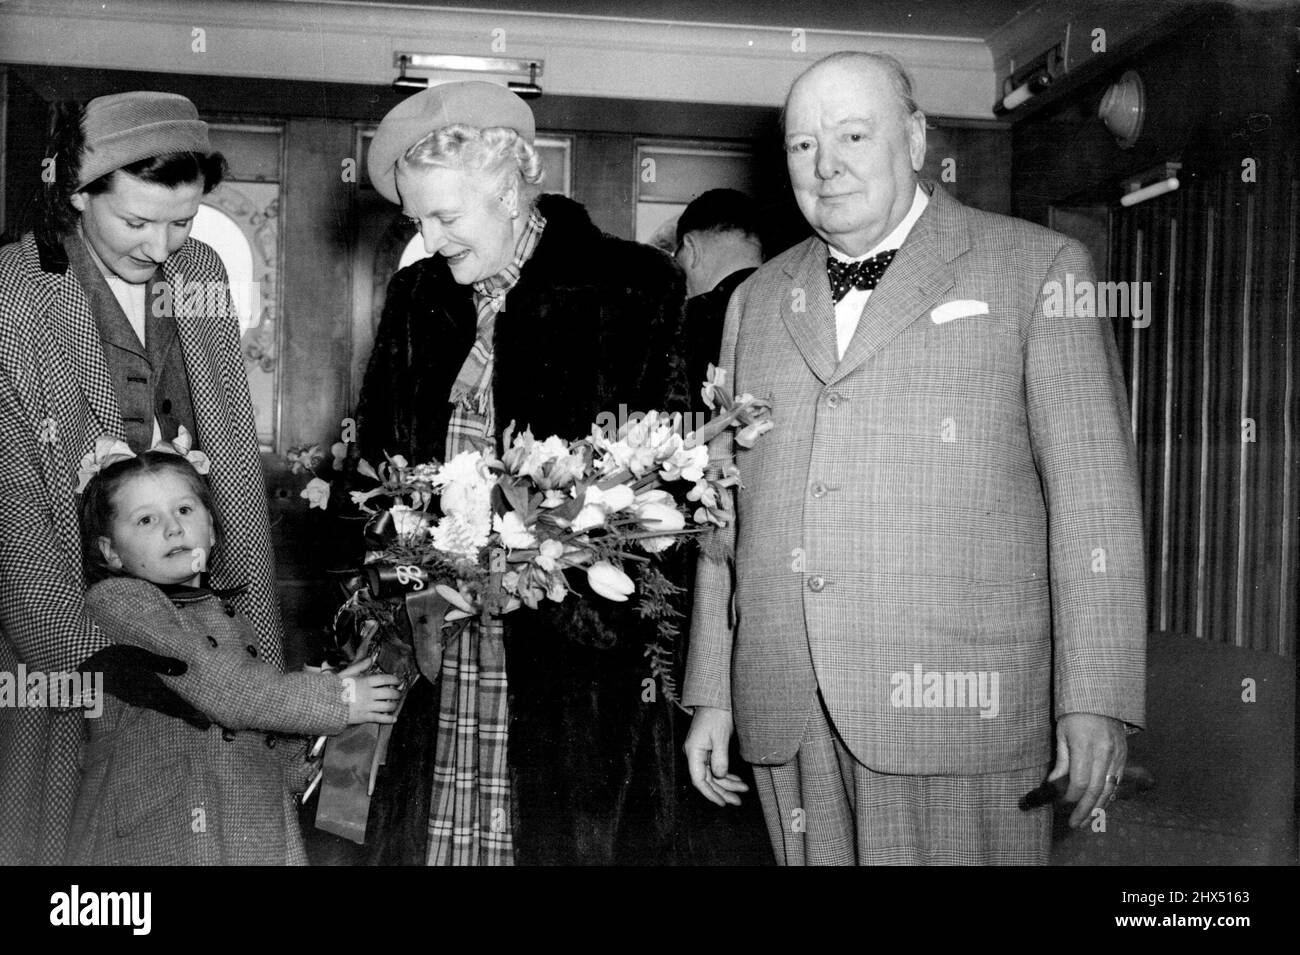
1048, 712, 1127, 828
80, 644, 210, 730
684, 705, 749, 807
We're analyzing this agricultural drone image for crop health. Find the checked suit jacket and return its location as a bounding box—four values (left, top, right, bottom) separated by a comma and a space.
0, 232, 285, 864
683, 184, 1147, 774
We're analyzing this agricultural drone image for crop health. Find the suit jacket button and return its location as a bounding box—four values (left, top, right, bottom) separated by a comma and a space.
826, 392, 842, 408
808, 576, 826, 592
246, 645, 258, 658
810, 481, 828, 498
265, 734, 277, 749
221, 729, 236, 742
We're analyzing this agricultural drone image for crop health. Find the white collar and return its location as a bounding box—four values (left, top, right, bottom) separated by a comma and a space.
828, 184, 928, 263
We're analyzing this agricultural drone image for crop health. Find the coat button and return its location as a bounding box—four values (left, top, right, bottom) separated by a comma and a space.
222, 729, 236, 742
246, 645, 258, 658
206, 635, 219, 648
265, 734, 277, 749
826, 392, 843, 408
810, 481, 828, 498
808, 576, 826, 592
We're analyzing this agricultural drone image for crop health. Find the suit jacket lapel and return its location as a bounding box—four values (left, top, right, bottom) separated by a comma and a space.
164, 253, 223, 436
63, 236, 147, 362
828, 184, 966, 387
780, 238, 837, 384
145, 269, 179, 371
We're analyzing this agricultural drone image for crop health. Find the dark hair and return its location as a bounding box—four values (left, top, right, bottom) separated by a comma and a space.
78, 450, 223, 585
676, 188, 761, 247
34, 100, 226, 248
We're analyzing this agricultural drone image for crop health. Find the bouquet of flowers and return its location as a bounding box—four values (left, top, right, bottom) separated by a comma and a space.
340, 367, 769, 695
284, 435, 374, 518
299, 367, 771, 841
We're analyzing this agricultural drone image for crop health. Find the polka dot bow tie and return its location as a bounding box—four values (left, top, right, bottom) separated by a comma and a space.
827, 249, 897, 303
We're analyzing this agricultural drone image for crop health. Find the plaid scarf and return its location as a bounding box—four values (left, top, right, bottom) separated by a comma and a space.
427, 208, 545, 865
444, 210, 546, 454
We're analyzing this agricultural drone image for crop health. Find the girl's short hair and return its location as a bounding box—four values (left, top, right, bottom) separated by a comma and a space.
35, 101, 226, 247
78, 450, 224, 585
399, 123, 544, 197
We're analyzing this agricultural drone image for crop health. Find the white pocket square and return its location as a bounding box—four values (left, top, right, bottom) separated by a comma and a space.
930, 300, 990, 324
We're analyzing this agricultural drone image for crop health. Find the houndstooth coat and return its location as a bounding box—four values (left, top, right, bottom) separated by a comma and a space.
684, 184, 1147, 773
0, 232, 286, 865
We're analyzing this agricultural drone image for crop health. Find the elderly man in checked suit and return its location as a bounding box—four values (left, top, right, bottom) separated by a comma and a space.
683, 52, 1147, 865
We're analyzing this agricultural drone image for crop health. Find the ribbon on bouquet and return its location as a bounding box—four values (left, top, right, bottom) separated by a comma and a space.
312, 573, 458, 844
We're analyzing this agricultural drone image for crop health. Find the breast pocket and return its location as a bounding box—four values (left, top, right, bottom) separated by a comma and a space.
854, 320, 1024, 442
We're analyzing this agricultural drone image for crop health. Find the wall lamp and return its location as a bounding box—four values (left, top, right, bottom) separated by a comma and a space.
1120, 161, 1181, 208
392, 53, 544, 99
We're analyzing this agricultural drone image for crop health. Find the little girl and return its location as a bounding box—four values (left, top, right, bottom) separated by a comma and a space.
68, 449, 399, 865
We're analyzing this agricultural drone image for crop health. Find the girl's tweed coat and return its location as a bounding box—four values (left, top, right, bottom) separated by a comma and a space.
69, 578, 349, 865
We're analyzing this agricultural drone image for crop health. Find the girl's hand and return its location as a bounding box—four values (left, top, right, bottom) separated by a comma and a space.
338, 656, 401, 725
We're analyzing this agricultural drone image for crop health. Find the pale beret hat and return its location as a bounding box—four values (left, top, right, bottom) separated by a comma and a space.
367, 81, 535, 204
77, 91, 211, 189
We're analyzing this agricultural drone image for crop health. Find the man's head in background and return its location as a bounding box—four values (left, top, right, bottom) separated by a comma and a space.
674, 188, 763, 297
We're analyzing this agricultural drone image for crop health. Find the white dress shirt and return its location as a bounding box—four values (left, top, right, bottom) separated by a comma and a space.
829, 184, 929, 359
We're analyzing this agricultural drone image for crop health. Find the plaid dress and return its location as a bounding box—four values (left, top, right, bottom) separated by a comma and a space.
0, 233, 286, 865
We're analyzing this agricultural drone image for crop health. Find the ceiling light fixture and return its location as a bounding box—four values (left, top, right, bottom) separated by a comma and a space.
392, 52, 545, 99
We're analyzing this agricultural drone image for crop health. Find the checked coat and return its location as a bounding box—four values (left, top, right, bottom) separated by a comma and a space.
0, 232, 286, 865
69, 579, 348, 866
683, 184, 1147, 775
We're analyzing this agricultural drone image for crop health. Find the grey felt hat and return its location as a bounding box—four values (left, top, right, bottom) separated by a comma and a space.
367, 81, 535, 204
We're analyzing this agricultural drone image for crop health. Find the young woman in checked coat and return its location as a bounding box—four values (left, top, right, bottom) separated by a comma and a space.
0, 92, 290, 864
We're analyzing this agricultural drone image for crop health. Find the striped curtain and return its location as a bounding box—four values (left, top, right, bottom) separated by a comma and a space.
1106, 145, 1298, 656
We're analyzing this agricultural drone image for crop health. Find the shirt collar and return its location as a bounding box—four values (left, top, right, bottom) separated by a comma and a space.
828, 183, 929, 263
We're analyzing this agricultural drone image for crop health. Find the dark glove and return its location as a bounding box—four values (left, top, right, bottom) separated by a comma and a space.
80, 645, 212, 730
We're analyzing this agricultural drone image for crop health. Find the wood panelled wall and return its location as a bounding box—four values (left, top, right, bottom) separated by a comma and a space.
1011, 2, 1299, 656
